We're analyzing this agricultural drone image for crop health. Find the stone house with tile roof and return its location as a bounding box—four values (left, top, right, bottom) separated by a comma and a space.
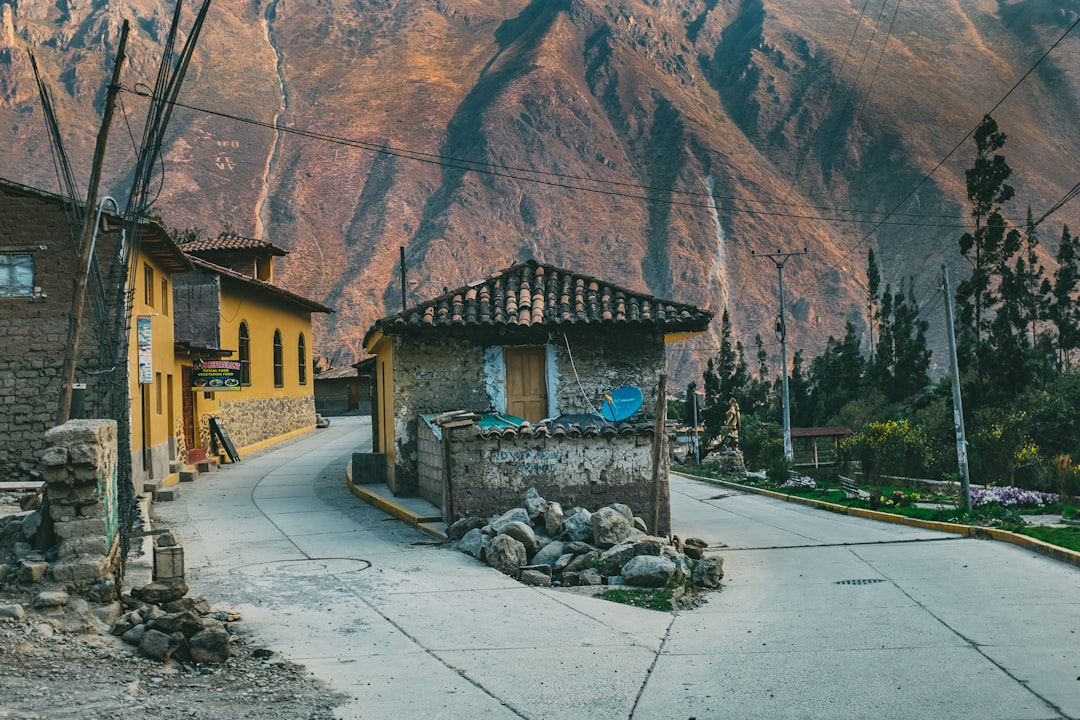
361, 260, 712, 531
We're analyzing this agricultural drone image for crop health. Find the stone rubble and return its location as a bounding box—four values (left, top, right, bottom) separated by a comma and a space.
448, 487, 724, 607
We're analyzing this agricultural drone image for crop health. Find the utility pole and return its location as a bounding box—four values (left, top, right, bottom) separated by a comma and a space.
692, 390, 701, 464
941, 265, 972, 511
755, 248, 806, 463
56, 20, 129, 426
399, 246, 408, 313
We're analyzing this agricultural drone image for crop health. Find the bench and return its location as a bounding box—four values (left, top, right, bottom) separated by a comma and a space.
839, 476, 871, 501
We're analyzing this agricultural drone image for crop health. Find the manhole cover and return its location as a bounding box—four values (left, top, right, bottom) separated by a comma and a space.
232, 558, 372, 577
835, 578, 886, 585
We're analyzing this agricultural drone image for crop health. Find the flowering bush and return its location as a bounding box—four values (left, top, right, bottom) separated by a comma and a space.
779, 475, 816, 491
970, 486, 1060, 508
842, 419, 935, 484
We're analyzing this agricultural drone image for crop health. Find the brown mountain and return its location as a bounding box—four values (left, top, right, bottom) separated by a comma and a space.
3, 0, 1080, 386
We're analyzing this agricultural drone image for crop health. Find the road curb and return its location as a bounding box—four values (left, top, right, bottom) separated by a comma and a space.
345, 466, 447, 541
674, 471, 1080, 568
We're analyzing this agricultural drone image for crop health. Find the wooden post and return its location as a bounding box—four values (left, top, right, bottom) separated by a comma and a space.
56, 20, 129, 425
650, 373, 668, 535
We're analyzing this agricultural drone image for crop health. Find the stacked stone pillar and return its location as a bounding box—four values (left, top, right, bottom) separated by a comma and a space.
40, 419, 120, 600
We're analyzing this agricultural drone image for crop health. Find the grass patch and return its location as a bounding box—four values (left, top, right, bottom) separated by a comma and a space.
597, 586, 677, 611
1003, 524, 1080, 553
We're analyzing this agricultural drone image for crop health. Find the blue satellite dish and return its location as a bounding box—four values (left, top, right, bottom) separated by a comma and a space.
601, 386, 644, 422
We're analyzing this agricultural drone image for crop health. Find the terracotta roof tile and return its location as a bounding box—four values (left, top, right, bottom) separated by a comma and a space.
365, 260, 712, 344
181, 232, 288, 256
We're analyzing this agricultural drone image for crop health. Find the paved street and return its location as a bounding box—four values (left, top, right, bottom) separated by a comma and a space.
154, 416, 1080, 719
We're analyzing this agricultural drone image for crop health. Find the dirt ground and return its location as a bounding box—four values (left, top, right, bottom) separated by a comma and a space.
0, 489, 345, 719
0, 612, 345, 719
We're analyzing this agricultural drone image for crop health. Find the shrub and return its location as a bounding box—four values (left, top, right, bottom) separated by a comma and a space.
841, 419, 934, 484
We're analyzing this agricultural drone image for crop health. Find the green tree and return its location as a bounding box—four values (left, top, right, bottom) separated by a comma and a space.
788, 349, 813, 427
1047, 225, 1080, 370
809, 322, 866, 423
955, 115, 1021, 380
866, 279, 931, 404
866, 249, 882, 358
701, 309, 750, 443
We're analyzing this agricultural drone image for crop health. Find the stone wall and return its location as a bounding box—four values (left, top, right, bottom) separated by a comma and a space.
0, 187, 118, 482
442, 427, 670, 534
40, 419, 120, 598
211, 393, 316, 450
388, 329, 665, 495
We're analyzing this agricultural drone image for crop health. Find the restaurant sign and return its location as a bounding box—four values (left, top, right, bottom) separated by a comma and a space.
192, 360, 242, 391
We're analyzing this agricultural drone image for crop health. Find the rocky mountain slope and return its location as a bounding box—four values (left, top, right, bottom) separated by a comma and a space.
2, 0, 1079, 386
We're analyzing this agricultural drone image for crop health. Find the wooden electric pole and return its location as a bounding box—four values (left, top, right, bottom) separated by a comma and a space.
56, 21, 129, 426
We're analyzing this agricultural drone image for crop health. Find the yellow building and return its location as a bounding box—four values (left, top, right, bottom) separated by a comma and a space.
125, 222, 195, 490
173, 233, 332, 460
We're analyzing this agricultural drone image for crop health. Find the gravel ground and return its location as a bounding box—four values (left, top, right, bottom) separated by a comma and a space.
0, 614, 345, 719
0, 488, 345, 719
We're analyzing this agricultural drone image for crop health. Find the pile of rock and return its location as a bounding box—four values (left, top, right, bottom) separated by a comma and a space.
449, 488, 723, 597
110, 577, 236, 664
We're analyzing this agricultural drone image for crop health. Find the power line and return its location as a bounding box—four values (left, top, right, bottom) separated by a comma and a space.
118, 86, 974, 230
794, 9, 1080, 295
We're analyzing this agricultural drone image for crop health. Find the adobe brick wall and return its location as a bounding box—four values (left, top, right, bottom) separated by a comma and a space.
443, 427, 670, 535
388, 330, 665, 495
0, 186, 120, 482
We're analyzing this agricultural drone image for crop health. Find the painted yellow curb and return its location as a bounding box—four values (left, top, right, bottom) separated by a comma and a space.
673, 471, 1080, 568
346, 473, 446, 541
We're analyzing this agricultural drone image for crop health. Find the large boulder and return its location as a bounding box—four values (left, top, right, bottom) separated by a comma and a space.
189, 625, 231, 663
523, 488, 547, 520
133, 578, 188, 605
530, 540, 566, 567
446, 517, 486, 541
591, 507, 632, 548
562, 507, 592, 542
139, 629, 180, 662
456, 528, 487, 559
497, 521, 538, 556
692, 556, 725, 588
599, 537, 663, 576
622, 555, 677, 588
607, 503, 634, 522
485, 534, 527, 576
563, 550, 600, 574
544, 501, 564, 537
491, 508, 531, 534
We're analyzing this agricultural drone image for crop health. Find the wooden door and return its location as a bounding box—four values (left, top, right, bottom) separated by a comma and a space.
181, 365, 196, 450
505, 347, 547, 423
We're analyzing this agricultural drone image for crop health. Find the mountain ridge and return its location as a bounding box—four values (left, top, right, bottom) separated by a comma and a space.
2, 0, 1079, 385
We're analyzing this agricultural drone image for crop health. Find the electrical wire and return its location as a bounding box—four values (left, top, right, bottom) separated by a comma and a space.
792, 8, 1080, 297
117, 87, 973, 230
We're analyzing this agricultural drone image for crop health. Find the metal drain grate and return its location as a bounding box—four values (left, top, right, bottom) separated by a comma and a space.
835, 578, 886, 585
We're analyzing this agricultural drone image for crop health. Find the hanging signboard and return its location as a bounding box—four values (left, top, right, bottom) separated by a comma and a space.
192, 360, 242, 391
137, 315, 152, 385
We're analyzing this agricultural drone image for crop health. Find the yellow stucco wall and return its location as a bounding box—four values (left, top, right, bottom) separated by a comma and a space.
127, 255, 181, 487
187, 279, 318, 455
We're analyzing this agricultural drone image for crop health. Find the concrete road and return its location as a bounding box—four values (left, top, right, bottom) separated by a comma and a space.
154, 417, 1080, 719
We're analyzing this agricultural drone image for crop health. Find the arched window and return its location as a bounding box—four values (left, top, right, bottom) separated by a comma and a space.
273, 329, 284, 387
298, 333, 307, 386
238, 322, 251, 385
